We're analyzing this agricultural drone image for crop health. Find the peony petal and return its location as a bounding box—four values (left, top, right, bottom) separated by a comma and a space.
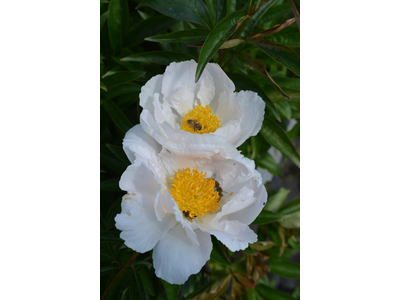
161, 60, 214, 104
197, 76, 215, 107
221, 179, 267, 225
153, 225, 212, 285
204, 62, 235, 103
170, 84, 195, 117
229, 90, 265, 147
119, 159, 160, 201
197, 218, 257, 252
122, 124, 162, 165
115, 193, 177, 253
139, 75, 163, 114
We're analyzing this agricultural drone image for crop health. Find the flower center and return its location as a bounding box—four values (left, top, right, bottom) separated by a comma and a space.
180, 104, 221, 134
169, 168, 221, 219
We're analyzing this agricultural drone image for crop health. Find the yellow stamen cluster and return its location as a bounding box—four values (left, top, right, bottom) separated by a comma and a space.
180, 104, 221, 134
169, 168, 220, 219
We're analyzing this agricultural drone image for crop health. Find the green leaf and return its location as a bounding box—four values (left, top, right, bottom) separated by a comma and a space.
101, 147, 127, 174
210, 236, 231, 267
101, 10, 110, 31
287, 121, 300, 139
103, 100, 133, 133
242, 0, 277, 38
269, 26, 300, 47
260, 116, 300, 168
227, 72, 280, 121
106, 144, 130, 165
121, 51, 195, 65
195, 10, 247, 82
250, 241, 276, 251
187, 275, 231, 300
252, 210, 283, 225
162, 280, 180, 300
101, 178, 121, 191
128, 16, 179, 45
278, 210, 300, 228
101, 265, 118, 275
146, 28, 210, 43
268, 260, 300, 279
275, 101, 292, 120
129, 268, 146, 300
108, 0, 129, 53
100, 230, 123, 242
258, 151, 282, 177
101, 81, 108, 92
278, 199, 300, 215
102, 83, 141, 101
219, 38, 244, 49
256, 284, 298, 300
101, 71, 145, 88
242, 246, 256, 255
265, 188, 290, 212
251, 39, 300, 76
140, 0, 213, 28
247, 289, 260, 300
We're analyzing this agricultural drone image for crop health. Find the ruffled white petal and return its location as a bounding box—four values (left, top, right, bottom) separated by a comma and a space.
139, 75, 163, 114
229, 90, 265, 147
119, 159, 160, 201
197, 76, 215, 107
122, 124, 162, 166
153, 225, 212, 285
204, 62, 235, 104
115, 193, 177, 253
197, 218, 257, 252
170, 84, 195, 117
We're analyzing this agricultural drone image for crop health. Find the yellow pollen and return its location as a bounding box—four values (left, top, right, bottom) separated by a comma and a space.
181, 104, 221, 134
169, 168, 221, 219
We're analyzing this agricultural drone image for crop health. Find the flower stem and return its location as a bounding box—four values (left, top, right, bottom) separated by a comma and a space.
101, 252, 140, 300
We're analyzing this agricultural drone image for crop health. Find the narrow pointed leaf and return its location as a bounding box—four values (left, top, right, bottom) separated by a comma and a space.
278, 199, 300, 215
107, 0, 129, 53
195, 10, 247, 82
219, 38, 244, 49
146, 28, 210, 43
101, 11, 109, 31
161, 280, 180, 300
278, 210, 300, 228
268, 260, 300, 279
227, 72, 280, 121
101, 71, 145, 88
106, 144, 130, 165
260, 116, 300, 168
103, 100, 133, 133
210, 236, 231, 267
102, 83, 141, 101
140, 0, 213, 28
101, 81, 108, 92
265, 188, 290, 212
121, 51, 195, 65
251, 39, 300, 76
128, 16, 178, 45
242, 0, 277, 38
256, 284, 298, 300
129, 268, 146, 300
100, 178, 121, 191
249, 18, 296, 39
287, 121, 300, 139
252, 210, 283, 225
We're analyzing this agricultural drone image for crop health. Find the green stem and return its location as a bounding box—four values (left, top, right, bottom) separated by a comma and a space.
101, 252, 139, 300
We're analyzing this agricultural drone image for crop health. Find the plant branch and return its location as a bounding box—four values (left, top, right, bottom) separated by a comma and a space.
101, 252, 140, 300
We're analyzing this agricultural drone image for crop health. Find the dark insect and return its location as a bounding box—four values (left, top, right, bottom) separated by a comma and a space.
183, 211, 194, 221
187, 119, 202, 132
213, 180, 223, 201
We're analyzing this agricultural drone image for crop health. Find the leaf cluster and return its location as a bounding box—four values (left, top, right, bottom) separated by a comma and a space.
100, 0, 300, 299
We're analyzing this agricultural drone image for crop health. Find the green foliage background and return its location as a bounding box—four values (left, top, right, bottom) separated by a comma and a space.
100, 0, 300, 299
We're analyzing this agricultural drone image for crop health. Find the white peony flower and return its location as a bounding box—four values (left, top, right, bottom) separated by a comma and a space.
115, 125, 267, 285
139, 60, 265, 157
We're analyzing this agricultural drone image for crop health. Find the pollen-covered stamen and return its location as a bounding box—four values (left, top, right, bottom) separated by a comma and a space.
169, 168, 221, 219
180, 104, 221, 134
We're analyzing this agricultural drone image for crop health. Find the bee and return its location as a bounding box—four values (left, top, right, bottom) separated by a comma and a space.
213, 180, 223, 201
183, 211, 194, 221
187, 119, 202, 132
